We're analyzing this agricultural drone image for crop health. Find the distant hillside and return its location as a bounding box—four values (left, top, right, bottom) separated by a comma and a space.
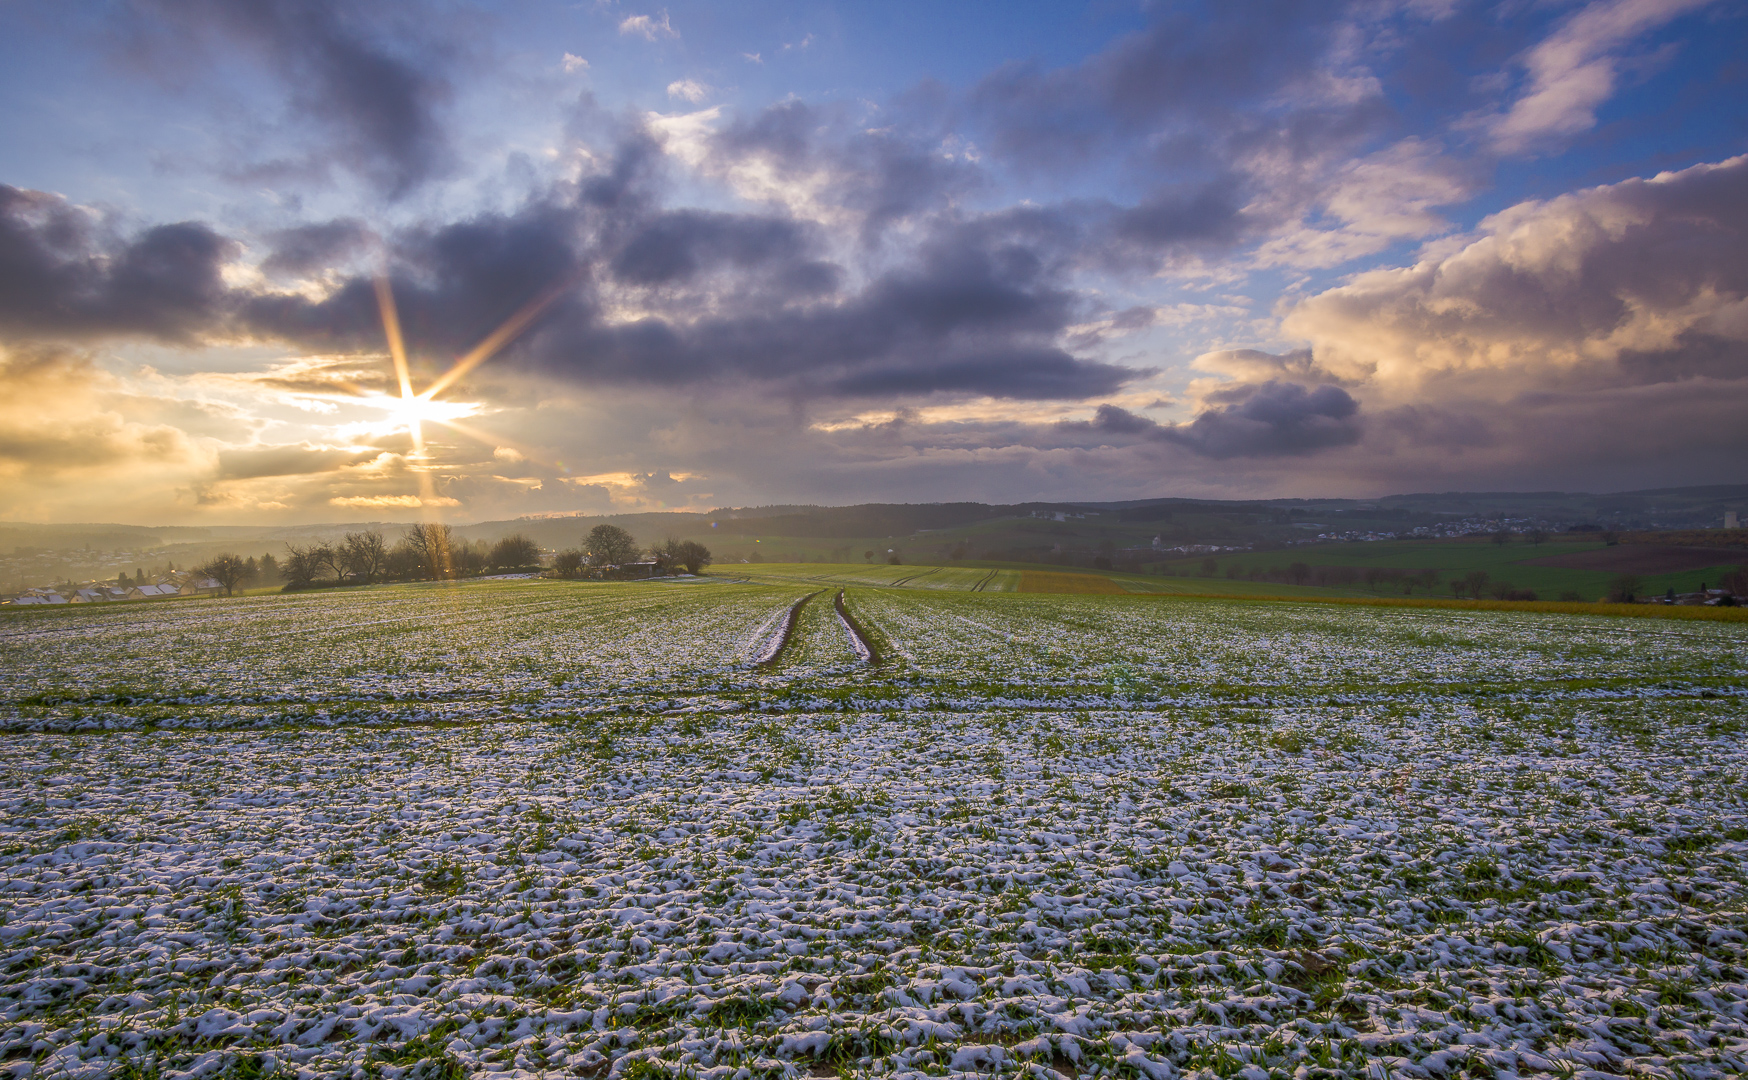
3, 482, 1741, 576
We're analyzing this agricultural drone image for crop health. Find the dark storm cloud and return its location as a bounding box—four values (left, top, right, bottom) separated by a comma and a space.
0, 186, 236, 343
1168, 381, 1361, 458
1071, 382, 1361, 458
828, 349, 1127, 400
1107, 183, 1247, 250
260, 219, 374, 278
228, 133, 1131, 401
245, 197, 589, 358
963, 2, 1398, 266
520, 223, 1123, 399
971, 1, 1333, 153
0, 98, 1133, 404
610, 210, 835, 292
122, 0, 457, 198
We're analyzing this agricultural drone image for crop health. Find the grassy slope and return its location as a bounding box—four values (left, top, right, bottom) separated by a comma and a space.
716, 563, 1020, 592
725, 562, 1393, 600
1168, 537, 1746, 600
705, 560, 1748, 623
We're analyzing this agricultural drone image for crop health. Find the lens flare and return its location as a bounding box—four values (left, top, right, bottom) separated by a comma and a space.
365, 274, 571, 515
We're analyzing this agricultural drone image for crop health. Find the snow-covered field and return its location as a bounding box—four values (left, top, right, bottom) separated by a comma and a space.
2, 581, 1746, 1079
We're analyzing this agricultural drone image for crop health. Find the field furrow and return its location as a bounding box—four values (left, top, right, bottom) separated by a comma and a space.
1, 579, 1745, 1079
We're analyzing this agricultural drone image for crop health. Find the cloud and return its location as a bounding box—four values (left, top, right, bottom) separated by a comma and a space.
562, 52, 589, 73
1252, 139, 1474, 269
215, 445, 372, 481
0, 186, 237, 343
1283, 154, 1748, 394
1487, 0, 1714, 154
1192, 347, 1346, 386
1075, 382, 1361, 458
259, 219, 374, 279
619, 11, 677, 41
1160, 381, 1362, 458
609, 209, 830, 288
232, 138, 1129, 404
120, 0, 459, 198
0, 344, 207, 516
330, 494, 458, 507
958, 3, 1437, 272
707, 100, 983, 238
666, 79, 710, 103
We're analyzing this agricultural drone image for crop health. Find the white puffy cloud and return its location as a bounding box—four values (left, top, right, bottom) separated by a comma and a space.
1167, 153, 1748, 485
666, 79, 711, 104
1282, 154, 1748, 398
1487, 0, 1715, 153
618, 11, 677, 41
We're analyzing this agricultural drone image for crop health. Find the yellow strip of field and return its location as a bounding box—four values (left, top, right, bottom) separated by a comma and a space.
1018, 571, 1127, 594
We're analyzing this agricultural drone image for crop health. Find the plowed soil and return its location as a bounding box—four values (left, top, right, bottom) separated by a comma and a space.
1521, 543, 1746, 574
1017, 570, 1127, 593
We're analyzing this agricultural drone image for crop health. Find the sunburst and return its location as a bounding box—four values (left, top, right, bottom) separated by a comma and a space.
363, 274, 570, 510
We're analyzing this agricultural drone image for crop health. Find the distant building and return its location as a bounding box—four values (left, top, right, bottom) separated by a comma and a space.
1728, 511, 1740, 529
9, 591, 67, 605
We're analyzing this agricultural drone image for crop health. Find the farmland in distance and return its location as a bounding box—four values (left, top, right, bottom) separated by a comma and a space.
2, 575, 1746, 1079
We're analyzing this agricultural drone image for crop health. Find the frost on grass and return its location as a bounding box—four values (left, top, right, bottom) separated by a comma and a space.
1, 584, 1746, 1079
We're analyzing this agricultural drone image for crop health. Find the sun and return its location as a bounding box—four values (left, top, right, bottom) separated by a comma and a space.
358, 391, 483, 444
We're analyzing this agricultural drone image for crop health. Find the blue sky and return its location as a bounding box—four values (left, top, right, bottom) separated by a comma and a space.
1, 0, 1744, 523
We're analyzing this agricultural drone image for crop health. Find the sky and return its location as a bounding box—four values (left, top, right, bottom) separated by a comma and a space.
1, 0, 1744, 525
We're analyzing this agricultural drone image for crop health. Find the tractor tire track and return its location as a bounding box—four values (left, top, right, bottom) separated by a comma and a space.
754, 591, 821, 668
834, 590, 881, 665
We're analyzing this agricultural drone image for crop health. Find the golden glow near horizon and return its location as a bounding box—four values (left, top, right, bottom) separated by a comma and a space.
357, 276, 568, 513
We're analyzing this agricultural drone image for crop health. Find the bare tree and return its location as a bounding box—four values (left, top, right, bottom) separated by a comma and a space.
405, 523, 455, 580
282, 544, 322, 588
307, 542, 343, 583
1463, 570, 1490, 598
453, 540, 488, 577
341, 530, 388, 584
553, 549, 584, 577
198, 553, 256, 597
386, 536, 425, 580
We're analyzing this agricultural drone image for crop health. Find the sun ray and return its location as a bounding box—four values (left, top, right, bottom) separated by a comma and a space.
419, 416, 559, 474
373, 277, 417, 403
421, 276, 575, 400
373, 276, 428, 458
363, 271, 575, 521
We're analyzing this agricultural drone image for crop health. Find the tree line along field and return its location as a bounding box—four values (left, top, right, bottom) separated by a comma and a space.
2, 576, 1746, 1079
